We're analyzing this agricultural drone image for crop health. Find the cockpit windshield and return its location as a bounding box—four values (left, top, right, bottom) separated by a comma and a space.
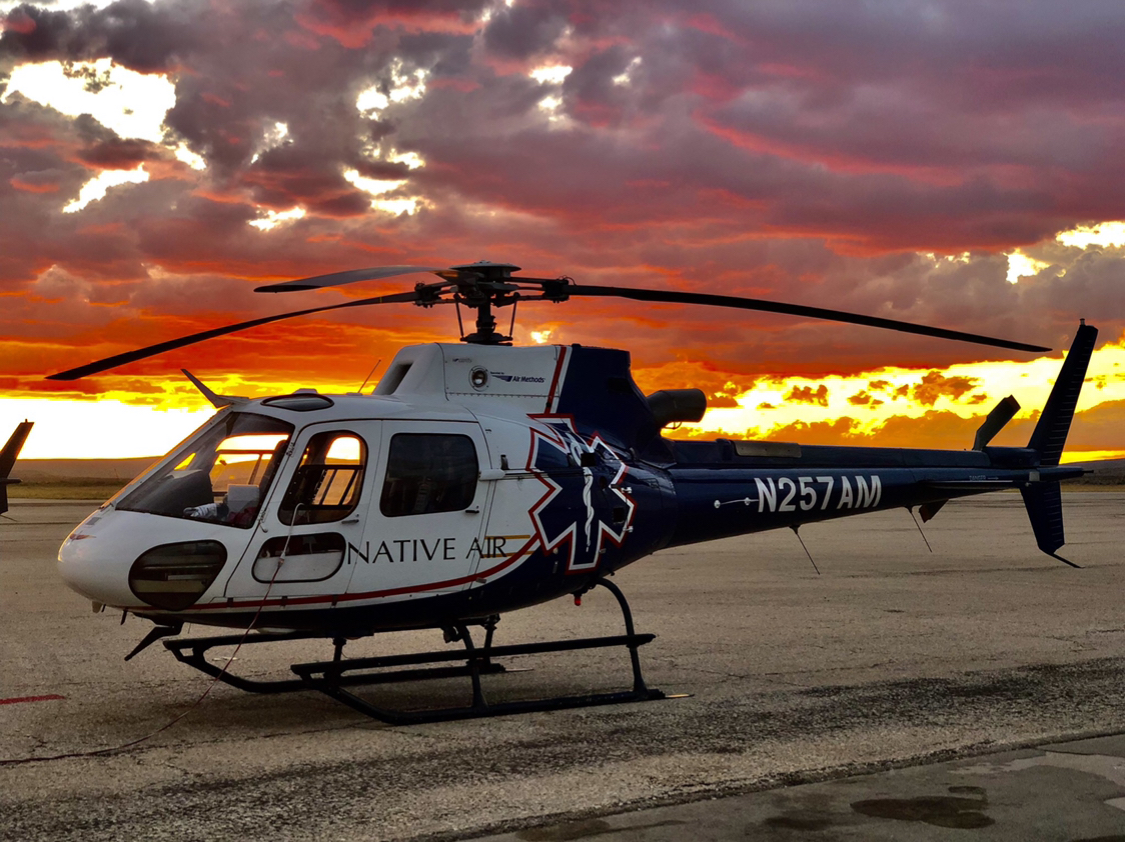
117, 412, 293, 528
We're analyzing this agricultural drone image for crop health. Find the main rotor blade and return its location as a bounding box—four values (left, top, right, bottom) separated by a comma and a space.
567, 285, 1050, 353
256, 265, 455, 293
47, 290, 421, 381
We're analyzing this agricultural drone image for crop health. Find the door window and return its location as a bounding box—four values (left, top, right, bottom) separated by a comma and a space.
251, 533, 345, 583
279, 432, 366, 525
380, 433, 478, 517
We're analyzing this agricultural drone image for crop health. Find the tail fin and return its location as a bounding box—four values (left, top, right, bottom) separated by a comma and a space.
1027, 322, 1098, 466
1, 421, 33, 515
1020, 322, 1097, 564
1020, 483, 1078, 566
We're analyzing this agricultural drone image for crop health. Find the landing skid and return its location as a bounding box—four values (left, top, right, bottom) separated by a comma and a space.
162, 579, 666, 724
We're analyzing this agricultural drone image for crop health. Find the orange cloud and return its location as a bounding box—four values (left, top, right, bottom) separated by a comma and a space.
847, 390, 884, 407
911, 371, 980, 407
785, 384, 829, 406
9, 174, 60, 193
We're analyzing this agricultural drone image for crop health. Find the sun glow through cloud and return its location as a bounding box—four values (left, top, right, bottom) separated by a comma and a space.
530, 65, 572, 84
173, 143, 207, 171
343, 168, 422, 215
1056, 221, 1125, 249
248, 205, 306, 230
672, 339, 1125, 451
249, 121, 290, 163
613, 57, 642, 86
356, 60, 429, 117
2, 58, 174, 143
63, 166, 149, 212
1006, 251, 1050, 284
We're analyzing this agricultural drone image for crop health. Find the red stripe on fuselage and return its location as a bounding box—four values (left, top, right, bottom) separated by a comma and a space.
545, 346, 568, 411
186, 537, 539, 613
0, 694, 65, 705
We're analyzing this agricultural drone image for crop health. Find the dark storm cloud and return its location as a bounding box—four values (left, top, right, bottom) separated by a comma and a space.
0, 0, 207, 73
1, 0, 1124, 395
74, 136, 163, 168
481, 0, 567, 61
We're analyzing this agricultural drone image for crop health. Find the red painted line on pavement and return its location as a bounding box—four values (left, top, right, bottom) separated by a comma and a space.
0, 694, 65, 706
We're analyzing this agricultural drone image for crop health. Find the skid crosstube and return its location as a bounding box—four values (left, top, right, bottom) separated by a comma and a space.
160, 579, 665, 723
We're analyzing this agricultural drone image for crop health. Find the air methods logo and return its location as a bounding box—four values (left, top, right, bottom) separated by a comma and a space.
527, 416, 636, 573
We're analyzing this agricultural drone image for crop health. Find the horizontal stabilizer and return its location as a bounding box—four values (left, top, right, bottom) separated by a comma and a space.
973, 395, 1019, 451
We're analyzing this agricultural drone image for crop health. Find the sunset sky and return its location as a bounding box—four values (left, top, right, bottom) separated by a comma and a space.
1, 0, 1124, 460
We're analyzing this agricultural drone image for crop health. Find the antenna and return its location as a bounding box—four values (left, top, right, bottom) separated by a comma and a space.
359, 359, 382, 393
907, 507, 933, 553
790, 525, 820, 575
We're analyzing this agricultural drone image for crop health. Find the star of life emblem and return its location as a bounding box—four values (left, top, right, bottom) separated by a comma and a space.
527, 416, 636, 573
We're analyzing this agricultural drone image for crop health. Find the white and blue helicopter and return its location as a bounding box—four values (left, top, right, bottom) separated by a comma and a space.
48, 262, 1096, 722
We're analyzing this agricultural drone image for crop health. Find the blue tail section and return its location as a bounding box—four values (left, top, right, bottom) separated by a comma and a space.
1027, 322, 1097, 466
1021, 322, 1097, 563
1020, 483, 1074, 564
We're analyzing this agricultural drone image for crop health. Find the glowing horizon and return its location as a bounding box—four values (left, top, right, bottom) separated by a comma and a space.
3, 2, 1125, 461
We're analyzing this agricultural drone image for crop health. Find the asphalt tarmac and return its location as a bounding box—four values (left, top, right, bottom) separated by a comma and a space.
2, 493, 1124, 841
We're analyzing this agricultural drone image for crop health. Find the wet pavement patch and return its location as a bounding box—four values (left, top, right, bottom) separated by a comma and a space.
761, 814, 836, 831
851, 785, 993, 829
517, 818, 685, 840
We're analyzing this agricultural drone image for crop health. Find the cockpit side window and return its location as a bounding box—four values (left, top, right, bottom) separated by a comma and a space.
380, 433, 478, 517
279, 432, 366, 526
117, 412, 293, 528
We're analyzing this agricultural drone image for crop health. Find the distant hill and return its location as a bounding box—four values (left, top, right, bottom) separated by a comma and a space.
1065, 458, 1125, 485
16, 458, 157, 483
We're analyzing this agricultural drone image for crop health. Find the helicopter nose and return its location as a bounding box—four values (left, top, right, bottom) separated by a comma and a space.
58, 510, 237, 611
58, 529, 137, 607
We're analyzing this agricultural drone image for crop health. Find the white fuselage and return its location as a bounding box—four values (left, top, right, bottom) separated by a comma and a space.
57, 343, 624, 628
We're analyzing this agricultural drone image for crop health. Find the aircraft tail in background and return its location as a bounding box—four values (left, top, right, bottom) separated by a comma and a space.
1, 421, 33, 516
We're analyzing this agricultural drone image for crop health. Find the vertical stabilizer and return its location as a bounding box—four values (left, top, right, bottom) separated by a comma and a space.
1020, 483, 1071, 562
1028, 322, 1098, 466
1, 420, 33, 515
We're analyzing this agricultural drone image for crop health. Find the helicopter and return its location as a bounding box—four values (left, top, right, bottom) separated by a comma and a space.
1, 421, 33, 516
47, 261, 1097, 723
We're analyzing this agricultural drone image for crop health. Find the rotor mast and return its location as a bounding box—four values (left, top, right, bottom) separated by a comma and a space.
417, 261, 567, 346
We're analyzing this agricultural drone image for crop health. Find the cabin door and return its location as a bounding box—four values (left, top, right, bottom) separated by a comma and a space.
343, 420, 490, 599
222, 421, 378, 601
